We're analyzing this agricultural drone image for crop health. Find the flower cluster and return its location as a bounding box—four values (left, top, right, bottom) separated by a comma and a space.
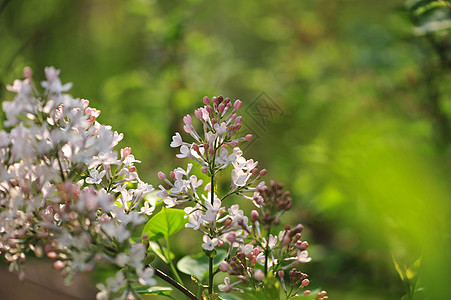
0, 67, 155, 299
159, 96, 327, 299
158, 96, 267, 256
0, 68, 326, 300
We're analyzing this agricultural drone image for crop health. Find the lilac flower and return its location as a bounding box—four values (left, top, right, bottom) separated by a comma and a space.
140, 201, 155, 215
86, 169, 106, 185
218, 276, 232, 292
170, 132, 183, 147
41, 66, 72, 93
202, 235, 219, 251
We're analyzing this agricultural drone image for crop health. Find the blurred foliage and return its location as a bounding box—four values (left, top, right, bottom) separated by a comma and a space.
1, 0, 451, 299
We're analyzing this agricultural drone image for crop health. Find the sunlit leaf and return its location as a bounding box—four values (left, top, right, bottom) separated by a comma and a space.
135, 286, 173, 295
177, 250, 227, 280
149, 241, 173, 264
392, 253, 406, 281
142, 207, 187, 241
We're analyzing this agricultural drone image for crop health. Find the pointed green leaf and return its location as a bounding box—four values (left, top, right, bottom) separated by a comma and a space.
135, 286, 173, 295
142, 207, 187, 241
392, 253, 406, 281
177, 250, 227, 280
148, 241, 174, 264
219, 293, 246, 300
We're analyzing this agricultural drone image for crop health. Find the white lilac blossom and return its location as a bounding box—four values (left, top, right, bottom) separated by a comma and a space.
0, 67, 156, 299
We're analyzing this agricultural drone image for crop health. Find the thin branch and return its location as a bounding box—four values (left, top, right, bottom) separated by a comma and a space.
151, 266, 199, 300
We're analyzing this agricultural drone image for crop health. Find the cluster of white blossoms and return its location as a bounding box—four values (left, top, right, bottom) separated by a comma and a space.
0, 67, 326, 299
0, 67, 155, 299
158, 96, 268, 255
159, 96, 327, 299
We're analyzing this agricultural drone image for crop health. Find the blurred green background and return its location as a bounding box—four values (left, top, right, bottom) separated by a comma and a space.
1, 0, 451, 299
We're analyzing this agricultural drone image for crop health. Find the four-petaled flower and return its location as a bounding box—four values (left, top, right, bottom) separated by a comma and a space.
202, 235, 219, 251
86, 169, 106, 185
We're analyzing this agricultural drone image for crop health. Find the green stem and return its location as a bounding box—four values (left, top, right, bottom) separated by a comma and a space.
165, 236, 184, 285
208, 256, 214, 295
208, 140, 217, 296
264, 226, 271, 276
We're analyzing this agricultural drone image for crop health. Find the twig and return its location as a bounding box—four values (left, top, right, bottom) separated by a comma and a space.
151, 266, 199, 300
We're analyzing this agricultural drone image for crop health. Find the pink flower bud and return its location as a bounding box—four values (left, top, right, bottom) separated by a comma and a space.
227, 232, 236, 243
53, 260, 65, 270
278, 270, 285, 278
251, 210, 259, 223
252, 168, 259, 176
203, 96, 210, 104
254, 269, 264, 281
121, 147, 132, 160
294, 233, 302, 241
212, 96, 218, 103
235, 116, 242, 123
282, 236, 291, 246
218, 240, 223, 247
229, 140, 238, 147
249, 255, 257, 264
235, 124, 241, 131
23, 67, 33, 79
224, 218, 232, 227
290, 224, 304, 236
129, 166, 136, 172
259, 169, 267, 177
169, 171, 175, 179
234, 100, 242, 110
219, 261, 230, 272
158, 171, 166, 180
300, 241, 309, 250
301, 279, 310, 286
206, 105, 214, 114
47, 251, 57, 259
245, 134, 253, 141
211, 118, 217, 125
304, 290, 311, 296
218, 103, 225, 113
183, 114, 192, 125
201, 166, 209, 174
194, 109, 203, 120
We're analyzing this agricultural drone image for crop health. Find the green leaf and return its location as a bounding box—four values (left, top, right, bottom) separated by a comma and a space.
413, 1, 449, 16
149, 241, 174, 264
392, 253, 406, 281
142, 207, 187, 241
291, 295, 318, 300
177, 250, 227, 280
219, 293, 246, 300
135, 286, 173, 295
406, 0, 436, 11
